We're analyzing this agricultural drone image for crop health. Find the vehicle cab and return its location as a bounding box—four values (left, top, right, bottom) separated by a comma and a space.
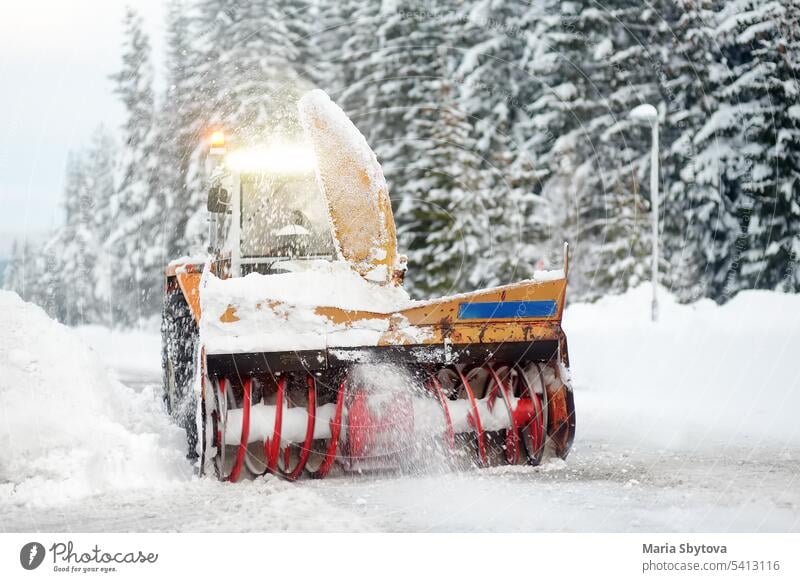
205, 131, 336, 278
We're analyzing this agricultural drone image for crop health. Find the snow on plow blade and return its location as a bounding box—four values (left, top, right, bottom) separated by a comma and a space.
162, 89, 575, 481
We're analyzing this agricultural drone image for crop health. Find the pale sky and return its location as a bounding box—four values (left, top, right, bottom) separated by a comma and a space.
0, 0, 165, 258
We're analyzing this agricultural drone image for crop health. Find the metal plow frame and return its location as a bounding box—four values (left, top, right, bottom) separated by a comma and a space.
171, 261, 575, 482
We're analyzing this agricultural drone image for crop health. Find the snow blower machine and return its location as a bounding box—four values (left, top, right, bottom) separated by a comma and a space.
161, 89, 575, 481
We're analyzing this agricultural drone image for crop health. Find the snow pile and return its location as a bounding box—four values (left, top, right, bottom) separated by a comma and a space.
0, 291, 190, 507
73, 324, 162, 381
209, 260, 412, 312
298, 89, 398, 282
201, 260, 424, 354
566, 284, 800, 451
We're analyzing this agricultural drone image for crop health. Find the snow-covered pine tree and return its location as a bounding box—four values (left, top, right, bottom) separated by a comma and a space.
364, 2, 485, 296
659, 0, 740, 302
315, 0, 359, 98
455, 0, 552, 285
523, 0, 667, 300
689, 0, 800, 299
722, 0, 800, 293
401, 70, 485, 295
191, 0, 228, 113
1, 241, 21, 294
5, 130, 116, 324
517, 0, 586, 285
110, 8, 163, 327
594, 1, 674, 298
767, 0, 800, 292
361, 2, 435, 200
520, 0, 613, 298
33, 236, 68, 321
278, 0, 320, 87
83, 126, 117, 325
2, 239, 37, 302
161, 0, 207, 259
457, 0, 528, 163
57, 152, 98, 325
332, 0, 382, 116
19, 158, 82, 322
195, 0, 309, 141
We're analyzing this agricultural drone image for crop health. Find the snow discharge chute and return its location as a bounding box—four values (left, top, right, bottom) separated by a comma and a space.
298, 89, 400, 284
161, 89, 575, 481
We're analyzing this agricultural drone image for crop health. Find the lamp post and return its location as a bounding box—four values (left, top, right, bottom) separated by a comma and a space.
630, 104, 659, 322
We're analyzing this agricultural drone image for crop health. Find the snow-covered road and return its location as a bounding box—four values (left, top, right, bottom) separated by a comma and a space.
2, 287, 799, 532
5, 370, 798, 533
7, 456, 800, 532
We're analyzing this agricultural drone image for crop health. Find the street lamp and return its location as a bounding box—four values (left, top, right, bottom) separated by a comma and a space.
630, 103, 660, 322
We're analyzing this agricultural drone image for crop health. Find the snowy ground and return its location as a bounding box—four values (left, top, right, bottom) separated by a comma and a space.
1, 286, 799, 532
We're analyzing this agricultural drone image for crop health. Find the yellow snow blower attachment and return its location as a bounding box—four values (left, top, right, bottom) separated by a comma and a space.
162, 89, 575, 481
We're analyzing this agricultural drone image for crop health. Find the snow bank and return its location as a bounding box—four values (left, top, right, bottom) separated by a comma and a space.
73, 325, 161, 381
566, 284, 800, 451
0, 291, 190, 507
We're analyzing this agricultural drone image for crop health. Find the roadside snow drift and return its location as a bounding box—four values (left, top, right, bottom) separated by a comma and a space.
73, 324, 162, 381
0, 291, 190, 507
566, 285, 800, 451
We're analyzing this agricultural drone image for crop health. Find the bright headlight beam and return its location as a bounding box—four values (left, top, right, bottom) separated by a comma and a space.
225, 142, 318, 174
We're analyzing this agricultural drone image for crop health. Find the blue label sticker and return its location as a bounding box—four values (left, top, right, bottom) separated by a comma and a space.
457, 300, 557, 320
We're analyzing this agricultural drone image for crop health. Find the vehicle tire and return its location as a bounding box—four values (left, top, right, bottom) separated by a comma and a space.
161, 286, 199, 459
